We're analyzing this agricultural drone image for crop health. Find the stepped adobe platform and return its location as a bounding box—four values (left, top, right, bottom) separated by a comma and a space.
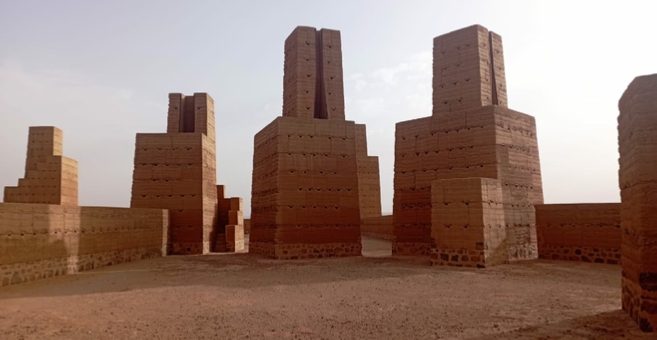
4, 126, 78, 205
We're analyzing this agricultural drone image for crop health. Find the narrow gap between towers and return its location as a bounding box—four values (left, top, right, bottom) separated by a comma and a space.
488, 32, 499, 105
314, 30, 328, 119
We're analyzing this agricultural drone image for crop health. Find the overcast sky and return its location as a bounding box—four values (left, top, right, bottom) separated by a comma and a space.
1, 0, 655, 216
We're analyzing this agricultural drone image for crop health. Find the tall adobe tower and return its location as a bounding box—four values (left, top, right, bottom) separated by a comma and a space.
130, 93, 223, 255
250, 26, 382, 259
618, 74, 657, 333
393, 25, 543, 265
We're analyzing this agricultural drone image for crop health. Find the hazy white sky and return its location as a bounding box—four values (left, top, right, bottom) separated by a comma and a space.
1, 0, 655, 216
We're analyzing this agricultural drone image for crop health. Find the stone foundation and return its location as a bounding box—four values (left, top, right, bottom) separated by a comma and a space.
169, 242, 206, 255
274, 243, 361, 260
392, 241, 431, 256
248, 242, 276, 258
622, 276, 655, 332
1, 246, 163, 287
509, 243, 539, 262
430, 249, 487, 268
539, 245, 621, 265
250, 242, 361, 260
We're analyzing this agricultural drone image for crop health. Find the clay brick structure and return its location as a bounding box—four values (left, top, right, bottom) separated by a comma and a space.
431, 178, 507, 267
536, 204, 621, 264
251, 26, 381, 259
215, 185, 245, 252
130, 93, 242, 255
393, 25, 543, 262
4, 127, 78, 205
618, 74, 657, 332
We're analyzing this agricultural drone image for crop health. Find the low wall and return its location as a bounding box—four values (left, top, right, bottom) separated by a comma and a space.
0, 203, 168, 287
536, 203, 620, 264
361, 215, 393, 240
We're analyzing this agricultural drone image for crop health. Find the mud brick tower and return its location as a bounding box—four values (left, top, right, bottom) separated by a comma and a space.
250, 26, 381, 259
130, 93, 218, 255
4, 126, 78, 205
618, 74, 657, 332
393, 25, 544, 263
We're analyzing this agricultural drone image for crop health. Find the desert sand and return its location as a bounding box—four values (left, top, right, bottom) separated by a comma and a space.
0, 237, 650, 339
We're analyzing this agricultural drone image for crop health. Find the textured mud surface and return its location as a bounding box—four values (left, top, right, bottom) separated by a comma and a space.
0, 237, 650, 339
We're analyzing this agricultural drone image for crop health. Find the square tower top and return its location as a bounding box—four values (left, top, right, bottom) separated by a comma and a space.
432, 24, 508, 116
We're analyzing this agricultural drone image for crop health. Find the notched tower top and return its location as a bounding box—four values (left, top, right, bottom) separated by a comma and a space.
283, 26, 346, 120
166, 92, 215, 141
432, 24, 508, 115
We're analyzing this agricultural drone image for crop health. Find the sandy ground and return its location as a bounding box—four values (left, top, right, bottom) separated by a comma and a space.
0, 236, 653, 340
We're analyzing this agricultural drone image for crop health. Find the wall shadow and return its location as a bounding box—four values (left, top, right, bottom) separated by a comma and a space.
0, 204, 72, 287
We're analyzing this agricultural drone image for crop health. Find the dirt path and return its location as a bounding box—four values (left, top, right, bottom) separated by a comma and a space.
0, 237, 651, 339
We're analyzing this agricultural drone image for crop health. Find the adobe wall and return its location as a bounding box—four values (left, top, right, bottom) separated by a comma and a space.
0, 203, 168, 287
535, 204, 621, 264
618, 74, 657, 332
361, 215, 393, 240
